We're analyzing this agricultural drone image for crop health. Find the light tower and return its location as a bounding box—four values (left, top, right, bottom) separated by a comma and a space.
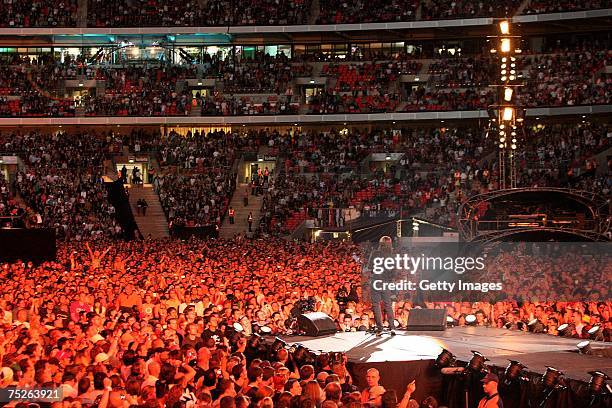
489, 19, 525, 189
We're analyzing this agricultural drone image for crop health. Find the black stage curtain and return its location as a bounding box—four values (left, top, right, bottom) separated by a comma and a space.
0, 227, 56, 264
171, 224, 218, 239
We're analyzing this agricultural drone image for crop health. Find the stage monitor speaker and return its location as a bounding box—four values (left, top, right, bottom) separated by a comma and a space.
298, 312, 336, 336
406, 309, 447, 331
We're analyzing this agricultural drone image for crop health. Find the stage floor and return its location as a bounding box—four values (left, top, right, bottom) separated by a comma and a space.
283, 327, 611, 382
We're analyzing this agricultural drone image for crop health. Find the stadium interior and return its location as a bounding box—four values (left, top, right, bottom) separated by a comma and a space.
0, 1, 610, 408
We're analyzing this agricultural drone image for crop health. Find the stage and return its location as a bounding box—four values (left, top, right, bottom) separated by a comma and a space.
282, 327, 611, 404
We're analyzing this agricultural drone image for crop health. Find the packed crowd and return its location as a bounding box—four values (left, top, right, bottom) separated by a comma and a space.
0, 44, 608, 116
259, 121, 610, 233
523, 0, 611, 14
316, 0, 418, 24
520, 50, 611, 107
0, 131, 123, 240
0, 0, 77, 27
87, 0, 309, 27
153, 130, 243, 228
20, 0, 601, 28
420, 0, 523, 20
0, 237, 608, 407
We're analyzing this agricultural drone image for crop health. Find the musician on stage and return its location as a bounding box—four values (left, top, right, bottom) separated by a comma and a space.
370, 235, 396, 336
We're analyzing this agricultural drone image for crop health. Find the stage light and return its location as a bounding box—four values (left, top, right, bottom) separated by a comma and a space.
501, 57, 507, 63
502, 107, 514, 121
511, 144, 517, 150
588, 325, 603, 340
588, 371, 610, 395
465, 314, 477, 325
467, 351, 488, 373
509, 75, 516, 80
499, 124, 505, 129
504, 360, 527, 384
386, 154, 391, 161
446, 316, 455, 327
499, 130, 506, 136
510, 57, 516, 62
499, 20, 510, 34
271, 336, 287, 352
233, 322, 244, 332
577, 340, 592, 355
557, 323, 570, 337
501, 63, 507, 69
501, 38, 511, 53
528, 319, 545, 333
435, 349, 455, 368
197, 81, 203, 85
503, 87, 513, 102
542, 367, 563, 389
499, 143, 505, 149
501, 69, 507, 75
500, 137, 506, 143
512, 138, 517, 143
501, 76, 507, 82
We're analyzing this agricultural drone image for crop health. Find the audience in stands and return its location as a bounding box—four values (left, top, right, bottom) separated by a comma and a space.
0, 0, 77, 27
0, 131, 122, 240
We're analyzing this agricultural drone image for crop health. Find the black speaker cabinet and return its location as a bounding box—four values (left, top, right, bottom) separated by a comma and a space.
406, 309, 447, 331
297, 312, 337, 336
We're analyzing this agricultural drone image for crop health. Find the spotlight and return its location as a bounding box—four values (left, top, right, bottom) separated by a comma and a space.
502, 107, 514, 121
577, 340, 592, 355
542, 367, 563, 389
499, 20, 510, 35
588, 325, 603, 341
587, 371, 610, 395
501, 38, 511, 53
557, 323, 570, 336
467, 351, 488, 373
528, 319, 545, 333
503, 87, 513, 102
500, 137, 506, 143
511, 144, 517, 150
271, 337, 287, 352
435, 349, 455, 369
446, 316, 456, 327
465, 314, 477, 325
504, 360, 527, 384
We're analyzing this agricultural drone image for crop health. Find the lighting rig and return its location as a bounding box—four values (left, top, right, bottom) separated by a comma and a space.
488, 20, 525, 189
